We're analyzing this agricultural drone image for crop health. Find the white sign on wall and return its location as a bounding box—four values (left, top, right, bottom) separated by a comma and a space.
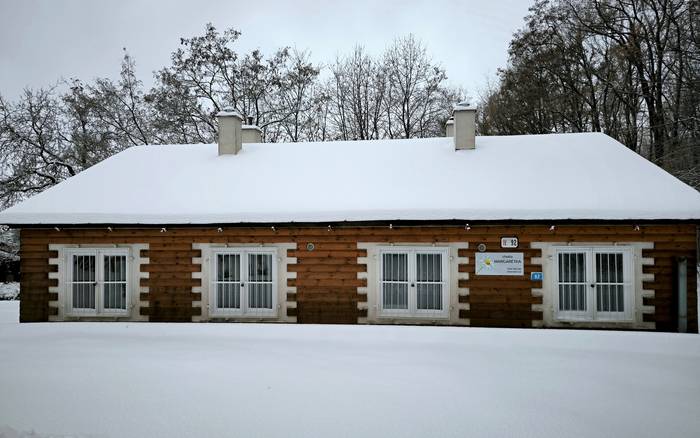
500, 237, 519, 248
475, 252, 524, 276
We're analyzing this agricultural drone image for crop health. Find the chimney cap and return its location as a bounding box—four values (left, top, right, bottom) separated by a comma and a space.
217, 108, 243, 119
242, 124, 262, 132
453, 101, 476, 112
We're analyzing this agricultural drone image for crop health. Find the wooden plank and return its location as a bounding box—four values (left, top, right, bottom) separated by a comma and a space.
288, 264, 365, 273
288, 250, 366, 258
142, 264, 201, 273
290, 278, 366, 287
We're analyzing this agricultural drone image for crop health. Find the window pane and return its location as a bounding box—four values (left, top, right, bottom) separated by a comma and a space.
416, 253, 442, 282
576, 253, 585, 282
415, 253, 443, 310
72, 283, 96, 309
104, 283, 127, 310
217, 254, 240, 282
247, 253, 273, 310
103, 255, 127, 310
557, 253, 586, 312
382, 283, 408, 309
249, 254, 272, 282
417, 284, 442, 310
72, 255, 96, 310
73, 255, 96, 283
382, 254, 407, 281
381, 253, 409, 311
595, 253, 625, 313
248, 283, 273, 309
104, 255, 127, 282
217, 283, 241, 309
215, 253, 242, 310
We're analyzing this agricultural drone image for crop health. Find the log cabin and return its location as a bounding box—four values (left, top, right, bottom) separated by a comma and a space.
1, 103, 699, 331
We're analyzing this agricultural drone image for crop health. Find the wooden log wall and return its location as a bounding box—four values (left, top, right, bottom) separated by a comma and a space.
18, 224, 697, 331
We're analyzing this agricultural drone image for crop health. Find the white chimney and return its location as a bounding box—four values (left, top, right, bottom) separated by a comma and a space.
242, 124, 262, 144
217, 109, 243, 155
453, 102, 476, 150
445, 117, 455, 137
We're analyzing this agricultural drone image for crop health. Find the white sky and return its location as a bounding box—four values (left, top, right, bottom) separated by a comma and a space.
0, 0, 533, 99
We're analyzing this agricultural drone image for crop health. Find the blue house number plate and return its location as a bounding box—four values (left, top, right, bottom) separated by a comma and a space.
530, 272, 543, 281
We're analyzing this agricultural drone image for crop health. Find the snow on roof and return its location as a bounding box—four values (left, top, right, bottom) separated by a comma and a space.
1, 133, 699, 225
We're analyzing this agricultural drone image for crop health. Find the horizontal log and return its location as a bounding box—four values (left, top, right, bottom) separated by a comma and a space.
289, 278, 366, 287
19, 244, 50, 252
642, 250, 697, 258
18, 251, 57, 259
149, 296, 201, 306
288, 264, 365, 273
459, 248, 542, 258
468, 288, 543, 296
141, 277, 200, 287
290, 294, 360, 304
148, 243, 194, 251
460, 279, 537, 288
470, 303, 538, 312
20, 258, 50, 267
293, 271, 360, 281
147, 271, 197, 280
469, 295, 542, 304
142, 264, 200, 273
20, 265, 55, 274
294, 286, 359, 294
296, 257, 358, 265
296, 242, 358, 250
146, 286, 198, 295
288, 250, 367, 258
141, 249, 201, 258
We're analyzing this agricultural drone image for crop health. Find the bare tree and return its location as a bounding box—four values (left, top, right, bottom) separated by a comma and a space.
384, 35, 448, 138
0, 88, 77, 207
480, 0, 700, 188
329, 46, 387, 140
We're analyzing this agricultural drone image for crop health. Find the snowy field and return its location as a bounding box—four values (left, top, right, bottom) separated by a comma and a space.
0, 301, 699, 438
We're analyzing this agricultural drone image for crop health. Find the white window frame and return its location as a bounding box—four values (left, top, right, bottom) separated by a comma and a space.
209, 248, 278, 317
553, 246, 634, 322
377, 246, 450, 319
65, 247, 130, 317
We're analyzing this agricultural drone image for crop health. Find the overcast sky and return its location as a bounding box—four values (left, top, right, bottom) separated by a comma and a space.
0, 0, 532, 100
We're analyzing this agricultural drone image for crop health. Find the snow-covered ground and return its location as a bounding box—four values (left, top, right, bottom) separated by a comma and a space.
0, 282, 19, 300
0, 300, 18, 324
0, 301, 698, 438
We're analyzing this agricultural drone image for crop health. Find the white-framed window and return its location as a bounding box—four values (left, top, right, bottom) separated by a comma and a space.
554, 246, 634, 321
65, 248, 130, 316
210, 248, 277, 316
378, 247, 449, 318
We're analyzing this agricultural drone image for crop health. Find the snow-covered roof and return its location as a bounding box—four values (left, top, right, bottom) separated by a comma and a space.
1, 133, 699, 225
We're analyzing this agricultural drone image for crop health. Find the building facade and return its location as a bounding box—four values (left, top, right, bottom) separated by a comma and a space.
18, 223, 697, 331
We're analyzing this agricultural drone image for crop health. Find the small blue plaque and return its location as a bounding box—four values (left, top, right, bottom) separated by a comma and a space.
530, 272, 543, 281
